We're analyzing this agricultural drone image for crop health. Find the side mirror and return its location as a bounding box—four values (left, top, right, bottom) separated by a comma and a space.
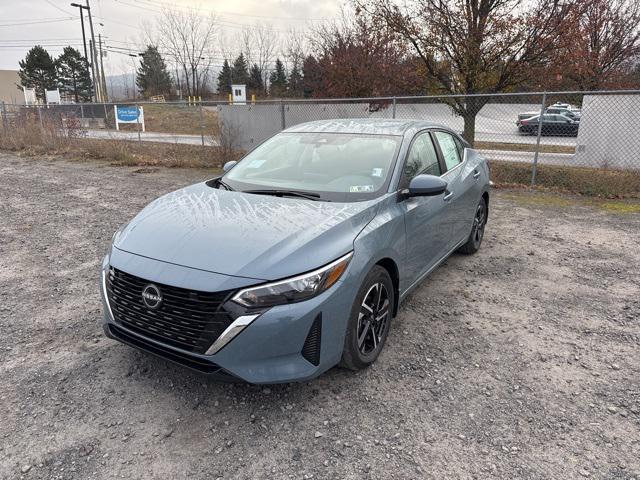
406, 174, 448, 197
223, 161, 237, 172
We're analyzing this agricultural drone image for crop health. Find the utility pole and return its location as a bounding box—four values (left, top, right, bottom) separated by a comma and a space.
89, 39, 98, 101
85, 0, 102, 102
175, 62, 182, 100
98, 34, 108, 102
70, 2, 93, 101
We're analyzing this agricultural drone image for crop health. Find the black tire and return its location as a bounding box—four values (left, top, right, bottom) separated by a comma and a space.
340, 266, 394, 371
458, 196, 487, 255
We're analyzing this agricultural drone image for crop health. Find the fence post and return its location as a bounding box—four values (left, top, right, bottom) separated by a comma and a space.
37, 106, 44, 130
1, 101, 7, 131
530, 92, 547, 187
80, 104, 85, 123
103, 103, 108, 129
199, 101, 205, 147
280, 100, 286, 130
135, 103, 141, 143
392, 97, 397, 119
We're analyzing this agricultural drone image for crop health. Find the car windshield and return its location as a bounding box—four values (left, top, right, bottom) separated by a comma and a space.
221, 132, 402, 202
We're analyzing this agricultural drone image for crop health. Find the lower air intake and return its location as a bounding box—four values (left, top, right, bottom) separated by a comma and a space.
301, 314, 322, 366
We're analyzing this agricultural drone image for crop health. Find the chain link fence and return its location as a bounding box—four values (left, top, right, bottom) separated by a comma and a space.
1, 90, 639, 196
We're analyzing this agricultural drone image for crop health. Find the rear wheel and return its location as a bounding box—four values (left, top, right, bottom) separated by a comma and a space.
340, 266, 394, 371
458, 197, 487, 254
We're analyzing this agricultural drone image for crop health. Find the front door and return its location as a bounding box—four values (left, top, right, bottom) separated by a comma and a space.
401, 131, 451, 286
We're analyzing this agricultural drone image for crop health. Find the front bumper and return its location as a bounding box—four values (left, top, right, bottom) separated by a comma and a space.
100, 248, 357, 384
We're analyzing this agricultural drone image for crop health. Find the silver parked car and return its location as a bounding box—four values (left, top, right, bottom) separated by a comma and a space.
100, 119, 490, 384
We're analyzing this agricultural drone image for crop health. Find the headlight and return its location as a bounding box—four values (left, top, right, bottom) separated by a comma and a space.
232, 252, 353, 308
111, 223, 128, 246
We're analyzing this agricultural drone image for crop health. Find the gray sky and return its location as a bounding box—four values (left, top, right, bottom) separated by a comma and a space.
0, 0, 341, 74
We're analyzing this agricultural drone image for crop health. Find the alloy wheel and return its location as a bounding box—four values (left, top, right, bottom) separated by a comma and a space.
472, 201, 486, 248
357, 282, 390, 356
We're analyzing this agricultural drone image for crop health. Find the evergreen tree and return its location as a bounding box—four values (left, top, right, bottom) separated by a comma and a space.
18, 45, 58, 102
231, 53, 249, 85
248, 63, 264, 92
288, 63, 303, 97
269, 58, 287, 97
302, 55, 323, 98
217, 59, 233, 95
56, 46, 92, 103
136, 45, 172, 98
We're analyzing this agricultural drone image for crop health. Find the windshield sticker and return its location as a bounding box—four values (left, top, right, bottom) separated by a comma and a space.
372, 168, 383, 177
350, 185, 374, 193
247, 159, 266, 168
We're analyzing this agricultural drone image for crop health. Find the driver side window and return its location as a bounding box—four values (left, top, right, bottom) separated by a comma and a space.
403, 133, 441, 184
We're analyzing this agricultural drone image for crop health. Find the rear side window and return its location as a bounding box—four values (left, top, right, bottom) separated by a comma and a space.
453, 136, 466, 160
404, 132, 441, 180
434, 131, 461, 171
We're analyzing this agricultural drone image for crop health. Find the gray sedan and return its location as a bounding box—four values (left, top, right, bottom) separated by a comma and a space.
100, 119, 490, 383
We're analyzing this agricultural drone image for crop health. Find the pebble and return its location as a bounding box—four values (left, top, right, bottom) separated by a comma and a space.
607, 406, 618, 414
611, 364, 620, 370
314, 431, 323, 438
579, 468, 590, 477
21, 465, 32, 474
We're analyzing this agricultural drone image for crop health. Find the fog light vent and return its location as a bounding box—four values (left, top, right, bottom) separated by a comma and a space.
301, 314, 322, 366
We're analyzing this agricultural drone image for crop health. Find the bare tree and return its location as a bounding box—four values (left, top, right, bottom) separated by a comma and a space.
157, 7, 218, 97
283, 27, 307, 72
357, 0, 576, 144
243, 24, 280, 93
218, 32, 237, 66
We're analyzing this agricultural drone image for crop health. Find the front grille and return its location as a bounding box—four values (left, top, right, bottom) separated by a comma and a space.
107, 324, 237, 379
106, 267, 235, 354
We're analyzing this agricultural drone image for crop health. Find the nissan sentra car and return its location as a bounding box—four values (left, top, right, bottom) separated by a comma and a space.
100, 119, 490, 384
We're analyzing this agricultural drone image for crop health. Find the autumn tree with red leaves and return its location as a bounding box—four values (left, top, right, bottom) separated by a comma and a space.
309, 12, 424, 98
356, 0, 576, 143
542, 0, 640, 90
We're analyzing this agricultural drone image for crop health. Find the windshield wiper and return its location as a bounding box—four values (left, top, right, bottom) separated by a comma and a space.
244, 189, 324, 201
216, 178, 234, 191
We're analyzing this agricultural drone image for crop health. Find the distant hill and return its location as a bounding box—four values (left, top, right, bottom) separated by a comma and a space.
106, 73, 137, 101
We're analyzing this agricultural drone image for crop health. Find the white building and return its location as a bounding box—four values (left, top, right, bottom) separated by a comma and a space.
231, 84, 246, 105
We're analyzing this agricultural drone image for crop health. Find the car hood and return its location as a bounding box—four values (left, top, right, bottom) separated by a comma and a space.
114, 182, 380, 281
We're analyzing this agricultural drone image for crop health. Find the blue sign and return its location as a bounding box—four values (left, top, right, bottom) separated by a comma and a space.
116, 106, 140, 122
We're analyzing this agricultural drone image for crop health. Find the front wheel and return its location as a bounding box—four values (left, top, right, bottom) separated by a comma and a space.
340, 266, 394, 371
458, 197, 487, 254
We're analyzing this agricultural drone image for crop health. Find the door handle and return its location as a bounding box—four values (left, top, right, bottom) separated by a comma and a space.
443, 190, 454, 201
473, 170, 481, 179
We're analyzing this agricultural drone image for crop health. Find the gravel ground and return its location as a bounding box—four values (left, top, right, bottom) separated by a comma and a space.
1, 153, 639, 480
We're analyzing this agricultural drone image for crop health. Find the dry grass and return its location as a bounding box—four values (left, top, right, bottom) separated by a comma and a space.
475, 141, 575, 154
0, 115, 241, 168
75, 138, 235, 168
490, 160, 640, 198
110, 104, 220, 136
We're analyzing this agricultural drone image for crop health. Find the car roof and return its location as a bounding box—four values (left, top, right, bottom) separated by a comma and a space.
283, 118, 448, 136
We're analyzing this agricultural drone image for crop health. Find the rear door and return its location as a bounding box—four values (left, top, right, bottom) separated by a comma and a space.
400, 131, 451, 284
433, 130, 479, 247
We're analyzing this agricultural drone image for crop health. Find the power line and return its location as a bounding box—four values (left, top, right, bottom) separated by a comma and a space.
43, 0, 75, 15
135, 0, 334, 21
112, 0, 323, 32
0, 38, 84, 41
0, 17, 75, 27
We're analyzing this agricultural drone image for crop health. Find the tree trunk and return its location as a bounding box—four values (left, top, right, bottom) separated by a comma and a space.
462, 112, 476, 146
73, 75, 78, 103
461, 96, 485, 146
